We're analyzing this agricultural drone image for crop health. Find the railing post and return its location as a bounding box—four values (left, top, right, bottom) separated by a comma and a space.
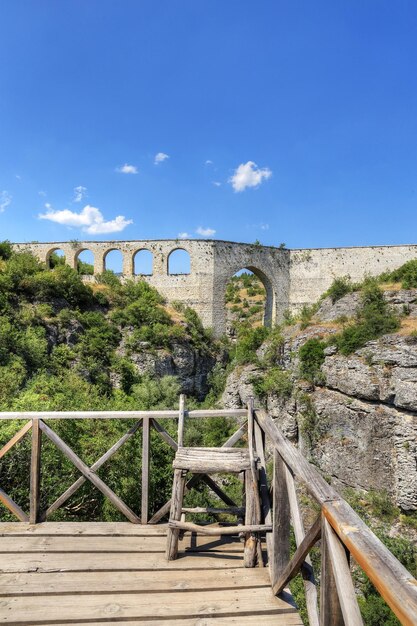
29, 418, 42, 524
271, 449, 290, 588
141, 417, 150, 524
320, 513, 344, 626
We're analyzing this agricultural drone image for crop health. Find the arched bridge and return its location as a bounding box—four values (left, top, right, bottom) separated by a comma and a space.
14, 239, 417, 336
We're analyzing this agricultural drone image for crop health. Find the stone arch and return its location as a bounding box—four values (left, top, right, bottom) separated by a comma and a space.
46, 247, 66, 269
167, 248, 191, 275
134, 249, 153, 275
75, 248, 95, 275
223, 265, 276, 330
103, 248, 123, 275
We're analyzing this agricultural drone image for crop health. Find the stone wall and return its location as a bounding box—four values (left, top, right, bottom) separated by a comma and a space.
13, 239, 417, 335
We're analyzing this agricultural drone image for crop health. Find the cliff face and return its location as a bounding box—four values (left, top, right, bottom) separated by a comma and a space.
222, 290, 417, 512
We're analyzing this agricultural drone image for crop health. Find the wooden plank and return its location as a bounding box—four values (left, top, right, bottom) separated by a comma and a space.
285, 465, 319, 626
0, 421, 32, 459
323, 518, 363, 626
320, 514, 344, 626
323, 498, 417, 626
151, 418, 178, 450
0, 535, 245, 554
43, 421, 142, 520
39, 421, 140, 524
169, 521, 271, 536
0, 489, 29, 523
0, 587, 300, 622
166, 469, 187, 559
272, 514, 321, 595
0, 551, 248, 572
271, 449, 290, 586
0, 567, 271, 596
254, 421, 272, 562
0, 409, 247, 421
43, 617, 304, 626
182, 507, 245, 515
243, 468, 261, 567
141, 417, 150, 524
0, 522, 167, 536
29, 419, 42, 525
178, 393, 185, 447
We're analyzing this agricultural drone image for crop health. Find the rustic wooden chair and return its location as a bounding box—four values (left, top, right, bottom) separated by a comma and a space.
166, 395, 262, 566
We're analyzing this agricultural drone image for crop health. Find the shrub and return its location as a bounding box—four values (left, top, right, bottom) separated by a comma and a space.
325, 276, 352, 303
0, 240, 13, 260
332, 281, 399, 355
253, 367, 292, 399
234, 326, 269, 364
298, 338, 325, 382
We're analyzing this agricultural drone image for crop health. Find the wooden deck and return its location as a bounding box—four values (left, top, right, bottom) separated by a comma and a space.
0, 522, 302, 625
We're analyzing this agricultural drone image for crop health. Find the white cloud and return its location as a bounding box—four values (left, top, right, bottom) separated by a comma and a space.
73, 185, 87, 203
38, 190, 47, 197
205, 159, 213, 165
38, 204, 133, 234
0, 191, 11, 212
229, 161, 272, 192
178, 232, 190, 239
154, 152, 169, 165
212, 181, 221, 187
196, 226, 216, 237
116, 163, 138, 174
15, 174, 21, 180
260, 222, 269, 230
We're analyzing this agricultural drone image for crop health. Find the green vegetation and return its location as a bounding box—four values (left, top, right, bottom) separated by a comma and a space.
323, 275, 353, 303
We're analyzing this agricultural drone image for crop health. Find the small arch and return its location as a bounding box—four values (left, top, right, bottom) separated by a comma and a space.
47, 248, 66, 269
134, 249, 153, 275
168, 248, 191, 275
104, 249, 123, 275
75, 249, 94, 275
224, 266, 274, 337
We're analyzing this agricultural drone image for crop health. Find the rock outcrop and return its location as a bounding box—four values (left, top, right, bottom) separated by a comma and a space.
222, 289, 417, 511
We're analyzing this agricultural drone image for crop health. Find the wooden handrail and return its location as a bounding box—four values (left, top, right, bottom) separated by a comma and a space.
254, 408, 417, 626
0, 408, 247, 421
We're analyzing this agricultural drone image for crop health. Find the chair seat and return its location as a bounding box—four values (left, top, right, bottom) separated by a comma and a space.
173, 446, 255, 473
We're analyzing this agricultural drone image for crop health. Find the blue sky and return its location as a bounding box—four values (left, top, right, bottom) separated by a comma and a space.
1, 0, 417, 251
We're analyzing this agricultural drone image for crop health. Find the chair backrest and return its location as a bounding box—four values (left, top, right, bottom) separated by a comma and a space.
176, 394, 256, 455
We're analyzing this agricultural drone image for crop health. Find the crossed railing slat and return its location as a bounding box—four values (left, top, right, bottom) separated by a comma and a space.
0, 412, 247, 526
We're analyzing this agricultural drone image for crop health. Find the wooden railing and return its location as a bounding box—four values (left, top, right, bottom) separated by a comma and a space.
1, 403, 417, 625
0, 408, 247, 525
254, 408, 417, 626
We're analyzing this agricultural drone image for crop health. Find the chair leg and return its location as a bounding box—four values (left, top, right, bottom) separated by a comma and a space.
244, 469, 261, 567
166, 469, 186, 560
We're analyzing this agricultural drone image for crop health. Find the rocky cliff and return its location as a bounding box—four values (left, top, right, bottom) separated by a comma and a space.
222, 288, 417, 512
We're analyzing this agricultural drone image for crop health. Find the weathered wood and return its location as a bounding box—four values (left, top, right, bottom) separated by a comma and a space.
178, 393, 186, 447
285, 464, 319, 626
166, 469, 187, 559
151, 418, 178, 450
0, 587, 300, 622
271, 449, 290, 586
29, 418, 42, 524
254, 421, 272, 558
323, 498, 417, 626
0, 420, 32, 459
247, 397, 257, 483
0, 522, 167, 536
272, 514, 321, 595
43, 420, 142, 520
39, 420, 140, 524
169, 520, 272, 536
149, 425, 246, 524
173, 447, 251, 473
42, 617, 303, 626
0, 408, 247, 421
182, 506, 245, 515
320, 513, 344, 626
0, 549, 246, 573
141, 417, 150, 524
0, 567, 271, 596
244, 468, 262, 567
0, 488, 29, 522
323, 517, 363, 626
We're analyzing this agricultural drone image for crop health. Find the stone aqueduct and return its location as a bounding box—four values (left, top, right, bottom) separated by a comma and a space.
13, 239, 417, 336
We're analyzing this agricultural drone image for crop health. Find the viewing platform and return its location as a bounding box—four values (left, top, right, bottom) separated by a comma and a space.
1, 403, 416, 625
0, 522, 301, 625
